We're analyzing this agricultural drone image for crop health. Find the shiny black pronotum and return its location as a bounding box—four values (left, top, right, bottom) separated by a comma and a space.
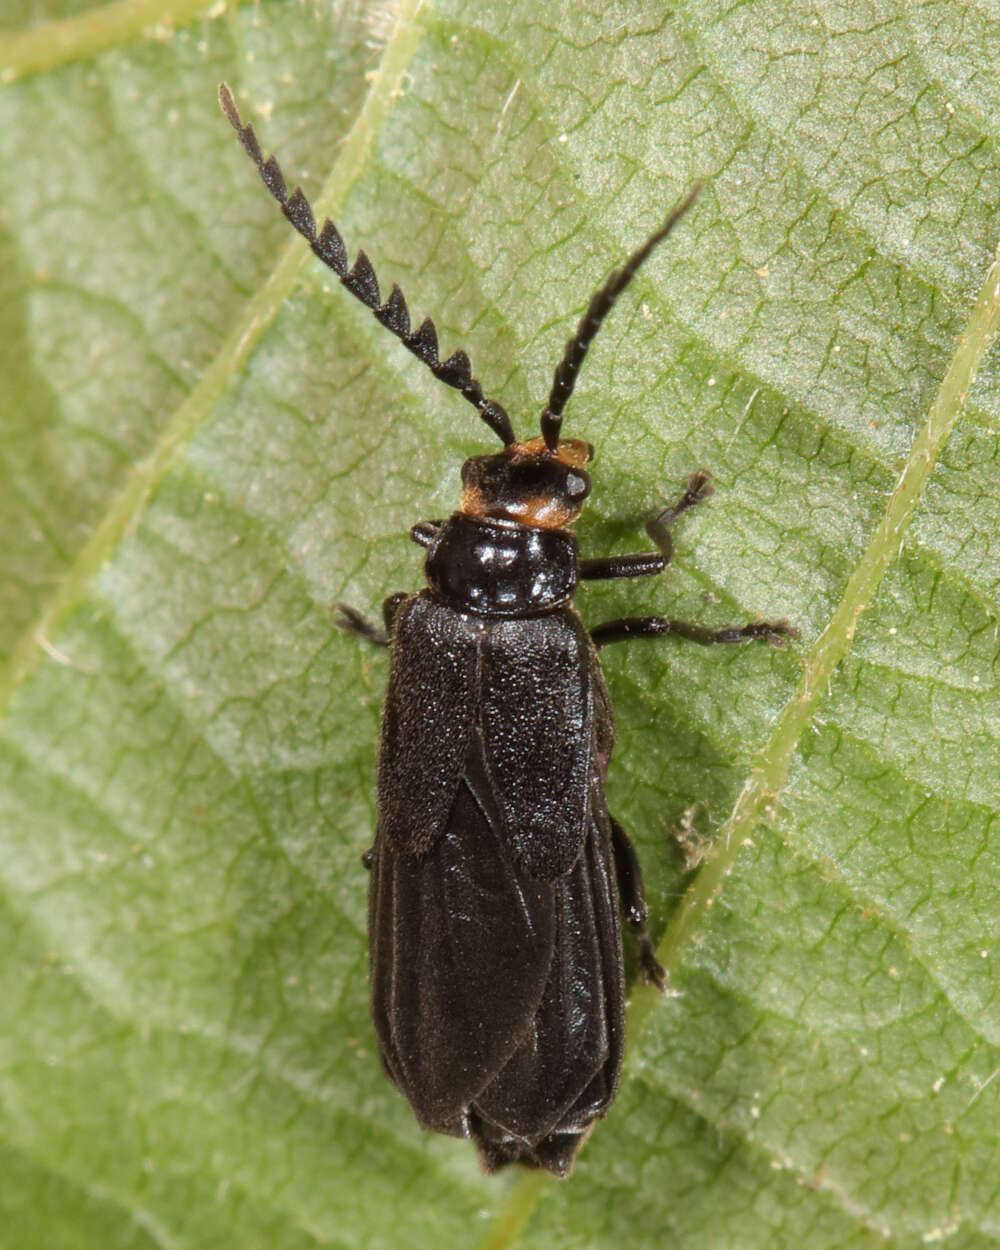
221, 83, 794, 1175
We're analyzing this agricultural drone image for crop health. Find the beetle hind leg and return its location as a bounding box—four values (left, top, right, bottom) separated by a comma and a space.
610, 815, 666, 990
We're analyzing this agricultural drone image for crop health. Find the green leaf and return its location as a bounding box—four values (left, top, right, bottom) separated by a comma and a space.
1, 2, 998, 1248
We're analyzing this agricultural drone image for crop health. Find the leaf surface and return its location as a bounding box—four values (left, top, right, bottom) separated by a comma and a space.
1, 2, 998, 1247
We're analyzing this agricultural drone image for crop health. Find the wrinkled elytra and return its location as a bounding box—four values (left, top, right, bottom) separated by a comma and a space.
221, 83, 795, 1176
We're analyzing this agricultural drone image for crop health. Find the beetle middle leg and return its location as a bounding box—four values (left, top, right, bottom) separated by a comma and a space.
610, 816, 666, 990
334, 592, 407, 647
335, 593, 408, 870
591, 616, 795, 649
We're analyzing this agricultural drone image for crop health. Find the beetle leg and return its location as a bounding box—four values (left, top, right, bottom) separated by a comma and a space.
381, 593, 406, 633
610, 816, 665, 990
591, 616, 796, 649
335, 593, 407, 647
579, 470, 714, 579
579, 552, 665, 580
410, 520, 444, 548
645, 468, 715, 563
334, 604, 388, 645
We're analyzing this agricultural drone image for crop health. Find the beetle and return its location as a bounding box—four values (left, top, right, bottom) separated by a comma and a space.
221, 83, 794, 1175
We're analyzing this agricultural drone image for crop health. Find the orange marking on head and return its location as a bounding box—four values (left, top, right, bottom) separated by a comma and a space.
461, 484, 582, 530
509, 436, 592, 469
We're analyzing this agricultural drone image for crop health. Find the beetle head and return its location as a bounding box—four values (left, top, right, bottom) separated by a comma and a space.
461, 437, 593, 529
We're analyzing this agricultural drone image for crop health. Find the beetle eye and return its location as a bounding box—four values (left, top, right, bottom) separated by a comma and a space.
565, 471, 591, 501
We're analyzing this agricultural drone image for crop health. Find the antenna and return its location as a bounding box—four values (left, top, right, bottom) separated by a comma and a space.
540, 184, 702, 451
220, 84, 516, 446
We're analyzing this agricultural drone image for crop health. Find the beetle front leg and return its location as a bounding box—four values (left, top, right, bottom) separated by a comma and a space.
334, 592, 407, 647
579, 470, 715, 581
410, 519, 444, 548
610, 816, 665, 990
645, 468, 714, 564
591, 616, 796, 649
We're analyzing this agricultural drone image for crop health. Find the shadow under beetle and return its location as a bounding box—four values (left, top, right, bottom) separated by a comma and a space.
221, 84, 794, 1176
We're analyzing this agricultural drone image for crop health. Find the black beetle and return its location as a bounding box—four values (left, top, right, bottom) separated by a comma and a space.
221, 84, 794, 1175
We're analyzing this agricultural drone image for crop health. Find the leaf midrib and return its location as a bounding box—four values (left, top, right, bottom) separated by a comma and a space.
650, 243, 1000, 979
0, 0, 239, 83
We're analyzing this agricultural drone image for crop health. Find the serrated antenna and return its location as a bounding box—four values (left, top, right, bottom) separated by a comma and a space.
540, 184, 702, 451
220, 83, 515, 447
